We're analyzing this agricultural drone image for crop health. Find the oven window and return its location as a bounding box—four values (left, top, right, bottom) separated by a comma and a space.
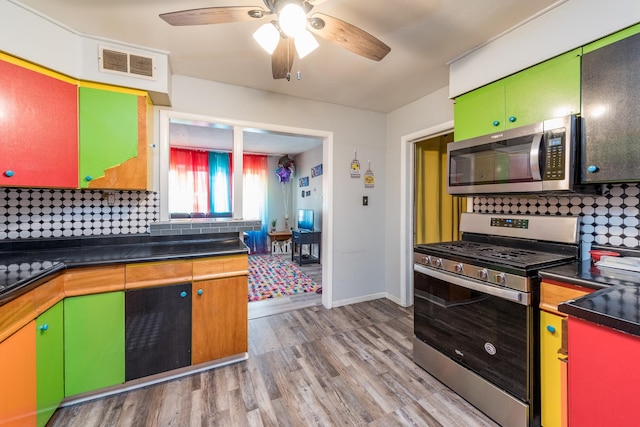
414, 270, 530, 401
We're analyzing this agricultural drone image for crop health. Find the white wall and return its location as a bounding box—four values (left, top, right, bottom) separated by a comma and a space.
166, 76, 387, 305
294, 145, 323, 231
450, 0, 640, 97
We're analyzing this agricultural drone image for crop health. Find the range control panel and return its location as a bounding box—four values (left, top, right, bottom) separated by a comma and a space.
490, 217, 530, 229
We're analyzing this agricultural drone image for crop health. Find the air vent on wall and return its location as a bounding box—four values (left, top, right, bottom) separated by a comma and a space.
99, 46, 156, 80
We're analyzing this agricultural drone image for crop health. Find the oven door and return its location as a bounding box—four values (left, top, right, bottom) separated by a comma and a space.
413, 263, 533, 402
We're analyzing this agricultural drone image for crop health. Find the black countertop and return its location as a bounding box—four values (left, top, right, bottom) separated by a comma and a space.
539, 245, 640, 336
0, 233, 249, 305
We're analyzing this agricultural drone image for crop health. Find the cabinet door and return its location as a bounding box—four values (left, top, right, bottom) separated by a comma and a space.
581, 28, 640, 183
454, 81, 505, 140
64, 292, 125, 396
540, 310, 565, 427
35, 301, 64, 427
192, 277, 248, 364
506, 48, 581, 129
125, 284, 192, 381
0, 55, 78, 188
0, 321, 36, 427
78, 86, 147, 190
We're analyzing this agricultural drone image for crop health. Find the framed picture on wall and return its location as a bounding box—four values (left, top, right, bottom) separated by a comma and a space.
299, 176, 309, 187
311, 164, 323, 177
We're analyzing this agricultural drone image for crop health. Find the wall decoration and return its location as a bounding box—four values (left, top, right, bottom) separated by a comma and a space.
351, 149, 361, 178
306, 190, 311, 196
311, 164, 323, 177
364, 161, 375, 188
299, 176, 309, 187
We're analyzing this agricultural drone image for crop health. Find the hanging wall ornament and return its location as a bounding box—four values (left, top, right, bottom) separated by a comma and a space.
350, 149, 361, 178
364, 160, 375, 188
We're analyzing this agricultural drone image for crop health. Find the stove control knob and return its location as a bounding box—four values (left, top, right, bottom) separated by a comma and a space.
421, 256, 430, 265
454, 263, 464, 273
495, 273, 507, 285
433, 258, 443, 268
478, 269, 489, 280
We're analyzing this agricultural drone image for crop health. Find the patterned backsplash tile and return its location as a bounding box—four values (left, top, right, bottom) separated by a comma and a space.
473, 183, 640, 248
0, 188, 159, 239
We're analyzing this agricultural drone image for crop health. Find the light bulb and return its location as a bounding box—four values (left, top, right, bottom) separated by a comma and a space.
295, 30, 318, 59
279, 3, 307, 38
253, 23, 280, 54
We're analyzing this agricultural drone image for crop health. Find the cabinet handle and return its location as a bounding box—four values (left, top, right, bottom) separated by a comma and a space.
508, 116, 517, 123
85, 175, 93, 181
197, 289, 203, 295
4, 170, 15, 177
180, 291, 187, 298
587, 165, 599, 173
492, 120, 500, 127
40, 323, 49, 331
546, 325, 556, 333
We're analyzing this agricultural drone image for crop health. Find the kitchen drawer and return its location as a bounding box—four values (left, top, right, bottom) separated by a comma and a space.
65, 265, 125, 296
192, 255, 248, 281
540, 280, 593, 315
0, 292, 36, 343
125, 260, 192, 289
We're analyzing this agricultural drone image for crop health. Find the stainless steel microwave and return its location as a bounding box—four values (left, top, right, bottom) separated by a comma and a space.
447, 115, 578, 195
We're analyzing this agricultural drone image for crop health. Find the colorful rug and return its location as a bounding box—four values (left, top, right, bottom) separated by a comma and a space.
248, 255, 319, 302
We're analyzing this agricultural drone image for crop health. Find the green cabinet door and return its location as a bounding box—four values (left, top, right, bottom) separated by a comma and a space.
506, 48, 581, 129
36, 301, 64, 427
64, 292, 125, 396
78, 86, 139, 188
453, 80, 505, 141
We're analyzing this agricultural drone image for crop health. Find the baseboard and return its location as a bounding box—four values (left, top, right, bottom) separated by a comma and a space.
331, 292, 387, 307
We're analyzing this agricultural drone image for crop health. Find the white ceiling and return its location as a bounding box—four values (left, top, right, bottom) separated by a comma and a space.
18, 0, 560, 114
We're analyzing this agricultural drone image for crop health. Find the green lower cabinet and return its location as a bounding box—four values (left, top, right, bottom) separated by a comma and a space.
64, 292, 125, 396
36, 301, 64, 427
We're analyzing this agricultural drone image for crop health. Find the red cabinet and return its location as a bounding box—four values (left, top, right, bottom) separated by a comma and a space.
567, 317, 640, 427
0, 55, 78, 188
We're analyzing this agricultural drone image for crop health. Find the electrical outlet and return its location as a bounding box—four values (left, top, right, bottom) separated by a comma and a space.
363, 196, 368, 206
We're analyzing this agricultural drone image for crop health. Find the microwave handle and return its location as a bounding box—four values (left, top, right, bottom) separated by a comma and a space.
529, 133, 543, 181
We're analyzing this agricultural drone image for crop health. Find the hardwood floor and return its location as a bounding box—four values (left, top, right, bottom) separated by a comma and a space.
47, 299, 498, 427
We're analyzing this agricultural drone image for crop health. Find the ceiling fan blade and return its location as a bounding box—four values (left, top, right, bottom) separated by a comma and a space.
308, 13, 390, 61
159, 6, 267, 26
272, 37, 294, 79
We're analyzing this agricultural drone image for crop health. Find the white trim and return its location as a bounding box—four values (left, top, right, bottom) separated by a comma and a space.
331, 292, 387, 308
399, 120, 454, 308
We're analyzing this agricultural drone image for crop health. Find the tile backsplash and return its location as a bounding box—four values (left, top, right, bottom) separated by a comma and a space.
473, 183, 640, 248
0, 188, 159, 239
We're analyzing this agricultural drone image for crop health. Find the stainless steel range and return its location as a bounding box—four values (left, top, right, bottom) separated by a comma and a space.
413, 213, 579, 427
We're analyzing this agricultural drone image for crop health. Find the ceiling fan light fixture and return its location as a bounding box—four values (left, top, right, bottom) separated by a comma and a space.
253, 23, 280, 54
294, 30, 318, 59
278, 3, 307, 38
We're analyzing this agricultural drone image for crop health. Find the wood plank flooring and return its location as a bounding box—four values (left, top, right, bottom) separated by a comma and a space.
47, 299, 498, 427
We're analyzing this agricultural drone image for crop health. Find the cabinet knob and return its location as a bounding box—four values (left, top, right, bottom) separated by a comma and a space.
40, 323, 49, 331
180, 291, 187, 298
492, 120, 500, 127
508, 116, 517, 123
4, 170, 15, 177
197, 289, 203, 295
546, 325, 556, 334
85, 175, 93, 181
587, 165, 599, 173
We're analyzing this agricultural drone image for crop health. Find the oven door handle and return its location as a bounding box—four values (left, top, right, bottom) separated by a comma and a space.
414, 264, 530, 306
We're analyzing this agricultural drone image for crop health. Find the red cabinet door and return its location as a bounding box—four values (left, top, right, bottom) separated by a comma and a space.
0, 57, 78, 188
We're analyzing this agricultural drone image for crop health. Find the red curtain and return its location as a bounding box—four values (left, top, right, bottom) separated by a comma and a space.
169, 147, 210, 213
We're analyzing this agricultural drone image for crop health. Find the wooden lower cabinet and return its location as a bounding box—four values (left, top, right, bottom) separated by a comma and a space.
64, 292, 125, 396
35, 301, 64, 427
125, 284, 192, 381
0, 321, 37, 427
192, 276, 248, 364
540, 310, 566, 427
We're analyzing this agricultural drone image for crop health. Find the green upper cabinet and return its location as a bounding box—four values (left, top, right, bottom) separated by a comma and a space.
64, 292, 125, 396
36, 301, 64, 427
79, 85, 146, 189
454, 48, 582, 141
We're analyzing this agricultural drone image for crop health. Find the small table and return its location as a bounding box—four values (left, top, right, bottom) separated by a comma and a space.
268, 231, 292, 254
291, 230, 321, 265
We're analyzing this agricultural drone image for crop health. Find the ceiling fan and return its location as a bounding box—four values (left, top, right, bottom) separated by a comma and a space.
159, 0, 391, 80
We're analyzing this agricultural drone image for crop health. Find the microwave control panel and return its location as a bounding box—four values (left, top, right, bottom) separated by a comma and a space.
543, 128, 566, 180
